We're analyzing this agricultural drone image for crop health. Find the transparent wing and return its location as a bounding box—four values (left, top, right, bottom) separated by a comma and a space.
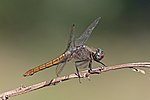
65, 24, 75, 51
55, 62, 66, 77
75, 17, 101, 46
55, 52, 71, 77
75, 60, 89, 69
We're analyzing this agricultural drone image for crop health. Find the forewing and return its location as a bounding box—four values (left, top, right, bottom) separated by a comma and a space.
75, 17, 101, 46
65, 24, 75, 51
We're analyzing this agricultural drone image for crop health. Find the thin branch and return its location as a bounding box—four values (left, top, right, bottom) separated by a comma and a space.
1, 62, 150, 100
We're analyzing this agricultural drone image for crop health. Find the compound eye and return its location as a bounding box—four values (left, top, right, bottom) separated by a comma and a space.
96, 53, 101, 59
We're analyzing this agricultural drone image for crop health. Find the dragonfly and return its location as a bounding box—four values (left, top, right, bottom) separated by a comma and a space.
23, 17, 105, 78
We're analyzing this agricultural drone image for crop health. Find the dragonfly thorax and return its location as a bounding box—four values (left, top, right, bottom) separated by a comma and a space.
71, 45, 86, 52
76, 45, 86, 49
93, 48, 104, 62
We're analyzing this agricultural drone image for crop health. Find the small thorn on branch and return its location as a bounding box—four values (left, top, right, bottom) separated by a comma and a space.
132, 68, 146, 74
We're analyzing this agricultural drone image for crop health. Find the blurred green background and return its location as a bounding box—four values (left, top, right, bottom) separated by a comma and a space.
0, 0, 150, 100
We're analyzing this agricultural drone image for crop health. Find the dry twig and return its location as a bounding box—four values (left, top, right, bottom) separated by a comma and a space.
0, 62, 150, 100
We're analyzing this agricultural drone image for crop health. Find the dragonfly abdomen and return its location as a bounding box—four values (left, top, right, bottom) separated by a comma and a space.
23, 53, 66, 77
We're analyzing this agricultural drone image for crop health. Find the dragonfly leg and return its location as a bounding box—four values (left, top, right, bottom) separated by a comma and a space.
75, 62, 81, 83
75, 60, 88, 83
99, 61, 106, 67
88, 60, 104, 74
88, 60, 99, 74
95, 60, 106, 67
88, 60, 92, 73
75, 61, 81, 78
75, 60, 89, 75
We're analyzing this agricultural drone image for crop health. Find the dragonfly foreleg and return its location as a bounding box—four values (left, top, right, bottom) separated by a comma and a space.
88, 60, 99, 74
95, 60, 106, 67
99, 61, 106, 67
88, 60, 105, 74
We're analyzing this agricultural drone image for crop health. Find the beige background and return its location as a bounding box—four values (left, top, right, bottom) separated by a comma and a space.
0, 0, 150, 100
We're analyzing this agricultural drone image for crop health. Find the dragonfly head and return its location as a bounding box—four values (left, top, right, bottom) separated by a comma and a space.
93, 48, 104, 61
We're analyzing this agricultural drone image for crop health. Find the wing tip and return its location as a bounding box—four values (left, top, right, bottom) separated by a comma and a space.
97, 16, 101, 20
95, 17, 101, 23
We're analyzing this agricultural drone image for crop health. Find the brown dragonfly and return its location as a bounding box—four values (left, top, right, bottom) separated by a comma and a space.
23, 17, 105, 78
